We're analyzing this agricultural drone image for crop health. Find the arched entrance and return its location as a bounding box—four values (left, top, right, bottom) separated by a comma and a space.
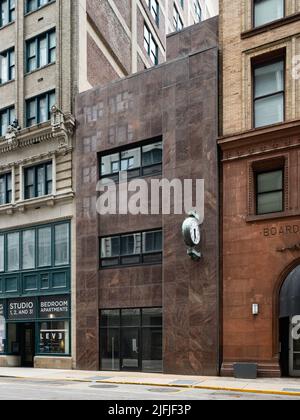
280, 264, 300, 377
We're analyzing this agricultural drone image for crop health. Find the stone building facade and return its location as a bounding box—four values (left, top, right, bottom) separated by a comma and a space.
0, 0, 217, 369
75, 17, 220, 375
219, 0, 300, 377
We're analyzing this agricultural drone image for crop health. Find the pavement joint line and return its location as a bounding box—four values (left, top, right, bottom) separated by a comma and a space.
1, 374, 300, 397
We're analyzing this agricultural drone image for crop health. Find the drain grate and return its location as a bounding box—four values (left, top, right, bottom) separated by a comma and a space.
148, 388, 181, 393
89, 384, 119, 389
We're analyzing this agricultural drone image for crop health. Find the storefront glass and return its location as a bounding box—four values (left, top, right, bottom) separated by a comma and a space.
39, 320, 70, 355
100, 308, 163, 373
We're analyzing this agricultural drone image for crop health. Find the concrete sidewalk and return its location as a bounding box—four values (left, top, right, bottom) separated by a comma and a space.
0, 367, 300, 397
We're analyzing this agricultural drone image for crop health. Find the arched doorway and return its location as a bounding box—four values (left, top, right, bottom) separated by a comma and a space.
280, 264, 300, 377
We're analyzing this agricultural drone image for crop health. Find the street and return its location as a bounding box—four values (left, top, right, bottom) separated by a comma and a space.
0, 377, 298, 400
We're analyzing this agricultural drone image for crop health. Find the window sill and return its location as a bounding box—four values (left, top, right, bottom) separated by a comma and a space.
100, 261, 162, 270
246, 209, 300, 223
0, 21, 15, 31
0, 79, 15, 88
241, 12, 300, 39
24, 0, 56, 17
25, 62, 56, 77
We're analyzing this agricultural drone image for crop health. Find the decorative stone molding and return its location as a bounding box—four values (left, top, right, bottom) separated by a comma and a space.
0, 109, 75, 155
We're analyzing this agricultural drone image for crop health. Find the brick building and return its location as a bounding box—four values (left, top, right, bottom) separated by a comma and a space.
75, 17, 220, 375
219, 0, 300, 377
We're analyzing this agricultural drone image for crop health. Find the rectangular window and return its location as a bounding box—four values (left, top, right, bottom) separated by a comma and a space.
37, 227, 51, 268
0, 48, 15, 85
173, 5, 184, 31
148, 0, 159, 26
0, 172, 12, 205
0, 236, 4, 272
100, 229, 163, 268
54, 224, 69, 266
144, 24, 158, 65
0, 106, 15, 137
100, 308, 162, 373
254, 0, 284, 27
100, 140, 163, 181
24, 161, 52, 199
25, 0, 53, 14
26, 29, 56, 73
253, 58, 284, 128
7, 232, 19, 272
0, 0, 15, 28
38, 320, 70, 355
22, 230, 35, 270
256, 169, 284, 215
26, 91, 55, 127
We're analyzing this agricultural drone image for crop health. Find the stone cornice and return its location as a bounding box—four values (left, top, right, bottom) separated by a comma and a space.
218, 120, 300, 162
0, 109, 75, 156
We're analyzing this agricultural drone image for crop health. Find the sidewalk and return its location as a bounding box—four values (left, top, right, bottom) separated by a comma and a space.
1, 367, 300, 397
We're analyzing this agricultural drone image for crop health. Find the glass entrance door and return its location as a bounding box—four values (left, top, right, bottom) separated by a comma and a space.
121, 328, 140, 371
20, 323, 35, 368
289, 318, 300, 377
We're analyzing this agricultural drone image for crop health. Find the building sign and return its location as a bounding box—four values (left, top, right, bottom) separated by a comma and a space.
7, 297, 36, 320
39, 295, 70, 319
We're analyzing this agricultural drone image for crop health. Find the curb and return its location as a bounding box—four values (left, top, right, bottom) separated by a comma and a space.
1, 375, 300, 397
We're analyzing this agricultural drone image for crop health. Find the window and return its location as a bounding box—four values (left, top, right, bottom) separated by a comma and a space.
0, 48, 15, 85
0, 222, 70, 277
173, 5, 184, 31
256, 169, 284, 215
194, 0, 202, 23
101, 229, 163, 268
37, 227, 51, 268
100, 140, 163, 181
25, 0, 53, 14
100, 308, 163, 372
24, 161, 52, 199
144, 24, 158, 65
0, 0, 15, 28
253, 58, 284, 128
54, 224, 69, 266
148, 0, 159, 26
22, 230, 35, 270
26, 30, 56, 73
0, 172, 12, 205
39, 321, 70, 355
7, 232, 19, 272
254, 0, 284, 27
26, 91, 55, 127
0, 106, 15, 137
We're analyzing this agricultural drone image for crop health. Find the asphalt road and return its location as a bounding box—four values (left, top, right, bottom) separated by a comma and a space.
0, 377, 298, 400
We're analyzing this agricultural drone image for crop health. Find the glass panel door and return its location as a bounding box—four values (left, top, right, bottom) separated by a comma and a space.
121, 328, 140, 371
289, 318, 300, 377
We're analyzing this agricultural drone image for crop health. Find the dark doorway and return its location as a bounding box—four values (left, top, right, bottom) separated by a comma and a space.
279, 317, 289, 377
20, 323, 35, 368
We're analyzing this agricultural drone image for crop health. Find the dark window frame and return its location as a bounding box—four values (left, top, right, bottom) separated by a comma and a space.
143, 23, 159, 65
0, 47, 15, 85
26, 29, 56, 73
252, 54, 286, 129
0, 106, 15, 137
99, 138, 163, 182
0, 172, 12, 206
255, 168, 284, 215
0, 0, 15, 28
252, 0, 286, 28
24, 161, 53, 200
100, 229, 163, 269
25, 0, 55, 14
26, 90, 55, 127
